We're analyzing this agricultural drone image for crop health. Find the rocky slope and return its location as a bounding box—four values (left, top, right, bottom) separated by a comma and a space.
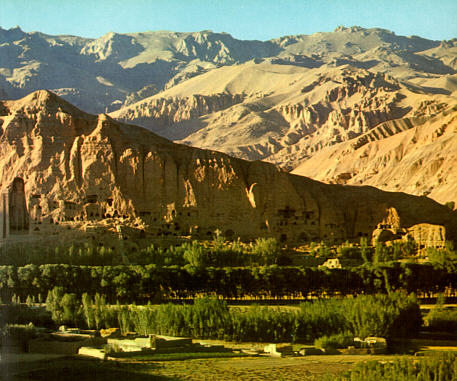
292, 104, 457, 205
1, 90, 457, 245
2, 25, 456, 115
112, 62, 457, 169
0, 27, 279, 113
3, 25, 457, 211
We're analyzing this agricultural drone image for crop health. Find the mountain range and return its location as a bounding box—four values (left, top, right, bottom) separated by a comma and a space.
1, 90, 456, 245
1, 25, 457, 205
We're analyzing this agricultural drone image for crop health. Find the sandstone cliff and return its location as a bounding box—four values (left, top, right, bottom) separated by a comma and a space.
292, 105, 457, 206
112, 63, 456, 170
1, 90, 457, 245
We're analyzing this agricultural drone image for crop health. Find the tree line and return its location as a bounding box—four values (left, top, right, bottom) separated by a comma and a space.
0, 236, 440, 268
40, 291, 421, 344
1, 261, 455, 303
0, 238, 286, 267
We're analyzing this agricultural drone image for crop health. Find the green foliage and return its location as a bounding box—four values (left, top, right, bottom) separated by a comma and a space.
337, 242, 362, 260
1, 323, 38, 346
0, 302, 52, 327
347, 293, 422, 339
424, 294, 457, 331
360, 237, 372, 263
81, 293, 94, 329
250, 238, 282, 265
45, 287, 66, 324
45, 287, 82, 326
0, 243, 120, 266
61, 293, 80, 326
36, 293, 420, 344
445, 201, 455, 210
424, 308, 457, 332
311, 241, 333, 259
295, 299, 348, 341
314, 332, 354, 349
2, 259, 456, 303
182, 241, 211, 267
44, 288, 118, 329
334, 352, 457, 381
395, 237, 418, 258
79, 293, 117, 329
426, 241, 457, 271
230, 305, 296, 342
0, 238, 277, 268
373, 242, 391, 263
372, 239, 418, 264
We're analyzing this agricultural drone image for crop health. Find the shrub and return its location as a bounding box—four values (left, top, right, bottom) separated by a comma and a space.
346, 292, 421, 339
333, 352, 457, 381
424, 295, 457, 331
295, 299, 348, 341
338, 242, 361, 260
0, 302, 52, 326
45, 287, 66, 324
426, 241, 457, 271
314, 332, 354, 349
424, 309, 457, 331
250, 238, 282, 265
1, 323, 38, 350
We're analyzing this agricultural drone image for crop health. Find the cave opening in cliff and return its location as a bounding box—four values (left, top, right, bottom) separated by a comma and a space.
9, 177, 29, 233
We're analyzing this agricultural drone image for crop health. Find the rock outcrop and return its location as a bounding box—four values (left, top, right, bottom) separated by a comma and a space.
1, 90, 457, 245
113, 93, 244, 136
292, 105, 457, 206
113, 63, 456, 171
1, 25, 455, 115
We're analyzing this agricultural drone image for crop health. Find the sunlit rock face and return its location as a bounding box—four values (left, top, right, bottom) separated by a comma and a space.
1, 90, 456, 245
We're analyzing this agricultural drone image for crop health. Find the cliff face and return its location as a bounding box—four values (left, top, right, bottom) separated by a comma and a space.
112, 62, 457, 171
1, 90, 457, 245
113, 93, 245, 137
293, 105, 457, 206
2, 25, 455, 115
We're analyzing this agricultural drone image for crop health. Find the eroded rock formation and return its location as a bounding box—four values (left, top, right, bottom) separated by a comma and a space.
1, 90, 457, 245
113, 93, 244, 134
112, 62, 456, 171
292, 105, 457, 206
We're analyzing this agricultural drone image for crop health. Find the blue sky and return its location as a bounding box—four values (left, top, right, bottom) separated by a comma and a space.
1, 0, 456, 41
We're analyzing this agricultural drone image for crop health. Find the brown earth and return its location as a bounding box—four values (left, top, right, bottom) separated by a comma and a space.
292, 105, 457, 205
1, 90, 457, 246
2, 354, 401, 381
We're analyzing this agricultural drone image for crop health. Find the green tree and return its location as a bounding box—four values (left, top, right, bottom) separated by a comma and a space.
81, 293, 95, 328
45, 287, 65, 324
251, 238, 282, 265
61, 293, 80, 326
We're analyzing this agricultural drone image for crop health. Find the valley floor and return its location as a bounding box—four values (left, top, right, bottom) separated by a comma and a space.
2, 354, 400, 381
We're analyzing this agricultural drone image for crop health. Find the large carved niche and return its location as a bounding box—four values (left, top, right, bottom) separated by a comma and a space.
9, 177, 29, 232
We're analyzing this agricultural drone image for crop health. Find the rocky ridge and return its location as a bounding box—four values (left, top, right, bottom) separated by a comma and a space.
0, 27, 279, 113
3, 25, 457, 184
113, 63, 457, 169
1, 90, 457, 246
1, 25, 456, 115
292, 104, 457, 205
